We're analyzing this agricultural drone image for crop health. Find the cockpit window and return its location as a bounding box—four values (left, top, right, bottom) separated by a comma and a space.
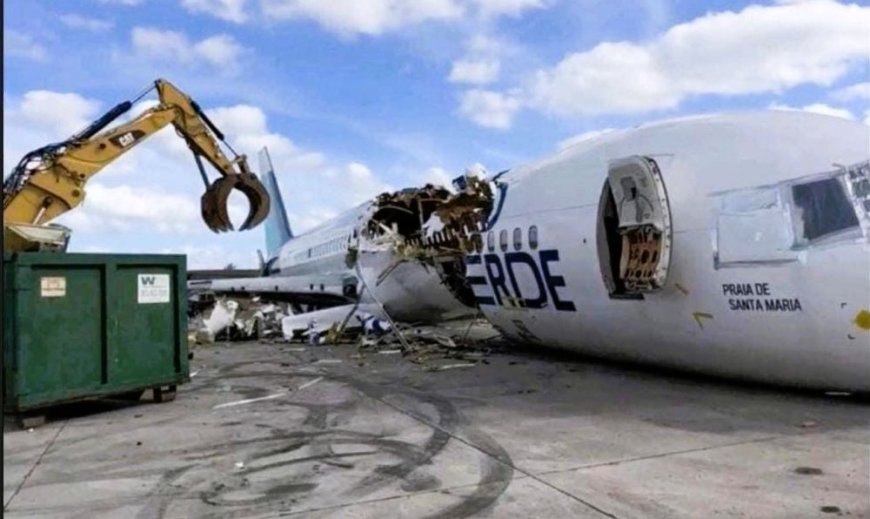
791, 178, 859, 242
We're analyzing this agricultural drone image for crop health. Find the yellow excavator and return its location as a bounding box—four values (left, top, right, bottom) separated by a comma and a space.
3, 78, 271, 252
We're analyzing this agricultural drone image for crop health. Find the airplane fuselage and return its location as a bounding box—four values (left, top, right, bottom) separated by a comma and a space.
261, 203, 475, 322
466, 112, 870, 391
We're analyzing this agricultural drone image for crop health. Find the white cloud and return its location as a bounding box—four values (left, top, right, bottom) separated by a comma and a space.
526, 0, 870, 118
467, 34, 505, 55
7, 91, 102, 137
206, 105, 326, 171
769, 102, 856, 120
472, 0, 546, 18
287, 208, 338, 233
181, 0, 249, 23
130, 27, 246, 71
422, 167, 454, 188
328, 162, 394, 204
194, 35, 246, 67
5, 31, 48, 62
260, 0, 463, 36
448, 59, 500, 84
347, 162, 393, 200
59, 14, 114, 31
182, 0, 548, 34
557, 128, 615, 150
463, 162, 488, 177
96, 0, 145, 4
131, 27, 192, 60
458, 89, 521, 129
57, 183, 200, 233
831, 81, 870, 102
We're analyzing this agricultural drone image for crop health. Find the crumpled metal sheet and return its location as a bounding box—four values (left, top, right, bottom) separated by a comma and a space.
279, 304, 386, 343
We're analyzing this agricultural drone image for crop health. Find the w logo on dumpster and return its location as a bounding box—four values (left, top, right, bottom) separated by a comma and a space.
137, 274, 170, 304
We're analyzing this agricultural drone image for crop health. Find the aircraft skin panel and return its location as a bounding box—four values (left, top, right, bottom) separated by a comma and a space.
467, 112, 870, 391
498, 112, 868, 232
474, 210, 869, 390
356, 250, 478, 322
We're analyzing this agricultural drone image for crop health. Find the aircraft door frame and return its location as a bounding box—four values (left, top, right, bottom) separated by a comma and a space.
596, 156, 673, 297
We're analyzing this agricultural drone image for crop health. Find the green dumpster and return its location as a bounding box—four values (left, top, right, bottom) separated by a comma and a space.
3, 252, 189, 415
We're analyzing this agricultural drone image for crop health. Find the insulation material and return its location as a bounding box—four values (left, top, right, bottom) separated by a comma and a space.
191, 298, 288, 343
357, 175, 495, 309
202, 299, 239, 338
361, 176, 493, 263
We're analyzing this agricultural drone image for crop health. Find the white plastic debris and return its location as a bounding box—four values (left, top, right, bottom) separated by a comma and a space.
213, 393, 286, 410
201, 299, 239, 338
422, 213, 446, 239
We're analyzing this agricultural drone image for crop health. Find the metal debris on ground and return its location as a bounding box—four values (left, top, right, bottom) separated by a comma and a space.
350, 318, 505, 371
425, 363, 477, 372
188, 296, 393, 346
189, 296, 289, 344
186, 294, 506, 371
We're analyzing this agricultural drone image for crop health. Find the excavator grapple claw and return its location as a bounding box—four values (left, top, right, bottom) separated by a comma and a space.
200, 174, 270, 233
235, 173, 271, 231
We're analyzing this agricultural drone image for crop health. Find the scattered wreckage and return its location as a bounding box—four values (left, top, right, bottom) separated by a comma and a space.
189, 296, 389, 344
187, 171, 504, 367
190, 171, 500, 340
356, 174, 494, 309
188, 295, 503, 370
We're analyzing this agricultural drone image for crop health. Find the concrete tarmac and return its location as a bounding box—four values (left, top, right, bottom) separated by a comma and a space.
4, 339, 868, 518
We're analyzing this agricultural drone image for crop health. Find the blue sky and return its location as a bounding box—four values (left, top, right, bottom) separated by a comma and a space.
4, 0, 869, 268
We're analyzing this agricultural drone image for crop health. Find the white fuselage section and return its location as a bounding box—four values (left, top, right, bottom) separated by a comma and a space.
466, 112, 870, 391
265, 203, 474, 322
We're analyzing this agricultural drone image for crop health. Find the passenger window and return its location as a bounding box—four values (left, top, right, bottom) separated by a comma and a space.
487, 231, 495, 251
529, 225, 538, 249
792, 178, 860, 243
476, 233, 484, 252
513, 228, 522, 251
499, 229, 508, 251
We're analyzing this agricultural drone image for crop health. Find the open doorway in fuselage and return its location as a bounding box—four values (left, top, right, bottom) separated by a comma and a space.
596, 156, 672, 299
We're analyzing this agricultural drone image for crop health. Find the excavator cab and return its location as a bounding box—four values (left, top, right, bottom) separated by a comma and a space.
2, 78, 271, 252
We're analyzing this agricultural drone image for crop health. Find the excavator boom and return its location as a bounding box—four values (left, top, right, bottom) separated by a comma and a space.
3, 78, 270, 251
